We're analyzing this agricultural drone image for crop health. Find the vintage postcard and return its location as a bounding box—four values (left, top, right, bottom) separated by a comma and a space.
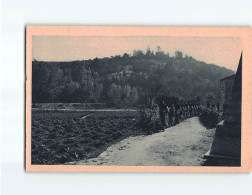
26, 26, 252, 172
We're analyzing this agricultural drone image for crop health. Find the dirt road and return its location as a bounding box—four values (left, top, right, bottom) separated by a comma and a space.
74, 117, 215, 166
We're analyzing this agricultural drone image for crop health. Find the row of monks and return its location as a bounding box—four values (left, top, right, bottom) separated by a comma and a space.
159, 101, 202, 128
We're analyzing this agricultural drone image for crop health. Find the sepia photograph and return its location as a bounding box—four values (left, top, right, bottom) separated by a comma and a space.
26, 26, 251, 172
2, 1, 252, 194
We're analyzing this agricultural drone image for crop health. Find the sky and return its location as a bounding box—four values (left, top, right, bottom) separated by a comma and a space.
32, 36, 242, 71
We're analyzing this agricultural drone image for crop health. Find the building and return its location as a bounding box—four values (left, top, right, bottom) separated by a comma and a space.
219, 74, 235, 116
204, 53, 242, 166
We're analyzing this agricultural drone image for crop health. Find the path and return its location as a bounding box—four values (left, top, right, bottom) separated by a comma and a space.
74, 117, 215, 166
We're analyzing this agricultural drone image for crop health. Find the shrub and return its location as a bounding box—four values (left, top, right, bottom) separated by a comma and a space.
199, 108, 219, 128
137, 107, 162, 134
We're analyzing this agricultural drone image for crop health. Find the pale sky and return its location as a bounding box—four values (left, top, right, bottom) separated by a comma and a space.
32, 36, 242, 71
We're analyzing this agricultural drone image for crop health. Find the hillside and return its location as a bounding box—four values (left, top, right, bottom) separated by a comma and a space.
32, 50, 234, 107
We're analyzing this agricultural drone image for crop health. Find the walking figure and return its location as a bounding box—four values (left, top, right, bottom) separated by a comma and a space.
159, 101, 168, 127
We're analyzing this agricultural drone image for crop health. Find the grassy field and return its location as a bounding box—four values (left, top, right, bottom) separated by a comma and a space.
31, 110, 139, 164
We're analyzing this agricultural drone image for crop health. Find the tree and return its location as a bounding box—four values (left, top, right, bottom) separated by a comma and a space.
74, 65, 96, 102
61, 80, 79, 102
133, 49, 144, 58
156, 91, 183, 106
122, 84, 131, 99
145, 46, 154, 57
93, 83, 103, 102
205, 92, 215, 107
32, 62, 65, 102
129, 87, 138, 105
123, 53, 130, 58
196, 96, 201, 104
32, 49, 234, 106
107, 83, 122, 105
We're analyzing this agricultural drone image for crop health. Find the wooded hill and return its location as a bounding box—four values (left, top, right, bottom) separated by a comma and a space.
32, 49, 234, 107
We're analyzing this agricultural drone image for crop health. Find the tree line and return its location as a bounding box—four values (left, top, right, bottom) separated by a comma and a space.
32, 47, 234, 107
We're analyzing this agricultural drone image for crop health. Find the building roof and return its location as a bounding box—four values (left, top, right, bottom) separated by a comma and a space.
220, 74, 236, 81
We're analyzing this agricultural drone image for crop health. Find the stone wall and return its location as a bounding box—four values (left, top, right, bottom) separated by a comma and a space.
219, 74, 235, 116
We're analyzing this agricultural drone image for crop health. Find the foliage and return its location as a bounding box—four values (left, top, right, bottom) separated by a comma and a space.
32, 63, 65, 102
107, 83, 122, 106
204, 92, 216, 107
199, 108, 219, 128
196, 96, 201, 103
137, 104, 162, 134
155, 91, 183, 106
32, 48, 234, 106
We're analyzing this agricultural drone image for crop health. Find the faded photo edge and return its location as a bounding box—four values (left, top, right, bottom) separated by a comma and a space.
25, 26, 252, 172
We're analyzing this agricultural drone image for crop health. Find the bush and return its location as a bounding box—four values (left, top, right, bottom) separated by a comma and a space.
137, 107, 162, 134
199, 108, 219, 128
